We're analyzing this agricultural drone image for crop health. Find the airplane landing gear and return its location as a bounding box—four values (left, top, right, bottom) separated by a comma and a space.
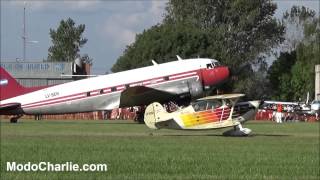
10, 115, 22, 123
222, 124, 252, 137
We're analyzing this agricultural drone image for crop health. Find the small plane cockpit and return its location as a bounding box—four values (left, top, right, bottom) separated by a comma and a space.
192, 99, 223, 112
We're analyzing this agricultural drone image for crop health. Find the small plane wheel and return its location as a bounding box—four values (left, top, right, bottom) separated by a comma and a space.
10, 118, 18, 123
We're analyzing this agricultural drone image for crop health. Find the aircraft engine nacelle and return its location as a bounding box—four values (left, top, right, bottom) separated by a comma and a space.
188, 80, 204, 99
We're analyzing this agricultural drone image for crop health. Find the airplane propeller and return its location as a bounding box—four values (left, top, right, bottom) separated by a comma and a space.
228, 62, 252, 79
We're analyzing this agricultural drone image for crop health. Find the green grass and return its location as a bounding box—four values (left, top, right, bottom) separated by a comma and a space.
1, 119, 319, 180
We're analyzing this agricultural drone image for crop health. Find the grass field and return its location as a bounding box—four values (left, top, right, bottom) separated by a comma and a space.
0, 119, 319, 180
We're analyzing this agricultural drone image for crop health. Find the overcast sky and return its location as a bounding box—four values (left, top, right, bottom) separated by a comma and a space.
1, 0, 319, 74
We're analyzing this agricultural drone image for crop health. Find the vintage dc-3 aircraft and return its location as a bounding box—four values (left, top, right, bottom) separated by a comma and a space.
144, 94, 260, 136
0, 56, 229, 123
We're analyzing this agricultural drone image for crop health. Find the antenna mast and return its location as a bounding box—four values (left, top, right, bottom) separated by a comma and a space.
23, 2, 26, 61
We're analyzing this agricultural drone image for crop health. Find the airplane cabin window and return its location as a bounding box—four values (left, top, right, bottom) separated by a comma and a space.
111, 87, 117, 92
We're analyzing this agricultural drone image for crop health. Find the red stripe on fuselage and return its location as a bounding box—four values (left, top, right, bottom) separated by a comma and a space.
21, 70, 202, 109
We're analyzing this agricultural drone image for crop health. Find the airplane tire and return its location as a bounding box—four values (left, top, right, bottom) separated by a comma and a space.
10, 118, 18, 123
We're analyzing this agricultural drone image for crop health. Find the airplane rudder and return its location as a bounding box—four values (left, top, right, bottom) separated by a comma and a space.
0, 67, 24, 100
144, 102, 164, 129
0, 67, 20, 85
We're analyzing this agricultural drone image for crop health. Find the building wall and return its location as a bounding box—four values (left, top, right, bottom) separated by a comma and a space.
1, 61, 74, 87
0, 61, 98, 120
316, 65, 320, 100
16, 79, 73, 87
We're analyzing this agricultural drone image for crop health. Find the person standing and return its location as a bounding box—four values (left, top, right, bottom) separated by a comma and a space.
276, 104, 283, 123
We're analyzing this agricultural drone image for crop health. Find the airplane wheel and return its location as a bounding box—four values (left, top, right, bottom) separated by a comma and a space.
10, 118, 18, 123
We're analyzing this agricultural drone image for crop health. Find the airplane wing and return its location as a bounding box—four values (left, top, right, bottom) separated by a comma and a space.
0, 103, 22, 115
197, 94, 245, 101
119, 86, 176, 107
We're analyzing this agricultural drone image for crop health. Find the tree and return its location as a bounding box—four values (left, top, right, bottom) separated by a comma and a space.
112, 23, 213, 72
47, 18, 90, 63
112, 0, 284, 99
113, 0, 284, 71
267, 6, 319, 101
280, 5, 316, 52
267, 51, 297, 100
290, 38, 319, 101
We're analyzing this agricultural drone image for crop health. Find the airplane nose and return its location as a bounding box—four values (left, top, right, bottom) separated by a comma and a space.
201, 66, 229, 86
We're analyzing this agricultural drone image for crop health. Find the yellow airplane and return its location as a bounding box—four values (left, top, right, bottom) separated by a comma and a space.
144, 94, 260, 136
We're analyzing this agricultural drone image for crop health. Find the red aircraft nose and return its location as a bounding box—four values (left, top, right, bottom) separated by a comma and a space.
201, 66, 229, 86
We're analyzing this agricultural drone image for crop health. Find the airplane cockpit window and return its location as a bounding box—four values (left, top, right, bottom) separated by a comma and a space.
192, 101, 207, 112
213, 62, 221, 67
206, 100, 223, 110
192, 100, 222, 112
206, 61, 221, 69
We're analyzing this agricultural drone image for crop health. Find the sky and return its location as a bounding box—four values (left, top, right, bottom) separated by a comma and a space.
1, 0, 319, 74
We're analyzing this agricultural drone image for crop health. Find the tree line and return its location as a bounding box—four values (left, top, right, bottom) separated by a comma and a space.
47, 0, 319, 101
112, 0, 319, 101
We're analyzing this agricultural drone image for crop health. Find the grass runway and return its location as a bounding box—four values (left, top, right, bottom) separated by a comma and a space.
0, 119, 319, 180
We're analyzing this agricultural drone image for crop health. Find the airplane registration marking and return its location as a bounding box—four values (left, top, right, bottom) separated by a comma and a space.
23, 94, 86, 108
21, 70, 201, 109
44, 91, 59, 99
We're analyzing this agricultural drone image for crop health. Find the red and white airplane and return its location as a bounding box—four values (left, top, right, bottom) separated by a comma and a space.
0, 56, 229, 123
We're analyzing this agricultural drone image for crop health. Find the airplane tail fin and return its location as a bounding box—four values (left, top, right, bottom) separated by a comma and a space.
144, 102, 167, 129
0, 67, 26, 101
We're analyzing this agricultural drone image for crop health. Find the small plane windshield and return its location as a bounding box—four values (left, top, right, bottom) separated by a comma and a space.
192, 99, 223, 112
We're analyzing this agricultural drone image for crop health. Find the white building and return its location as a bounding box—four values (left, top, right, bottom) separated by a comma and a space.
1, 61, 73, 87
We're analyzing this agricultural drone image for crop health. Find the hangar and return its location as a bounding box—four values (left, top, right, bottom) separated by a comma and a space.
0, 61, 89, 87
0, 61, 100, 120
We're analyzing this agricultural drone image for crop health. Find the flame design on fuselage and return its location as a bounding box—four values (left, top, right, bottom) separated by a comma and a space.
181, 107, 231, 127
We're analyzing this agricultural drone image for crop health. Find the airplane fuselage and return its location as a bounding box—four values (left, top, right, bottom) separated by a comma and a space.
0, 58, 229, 115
